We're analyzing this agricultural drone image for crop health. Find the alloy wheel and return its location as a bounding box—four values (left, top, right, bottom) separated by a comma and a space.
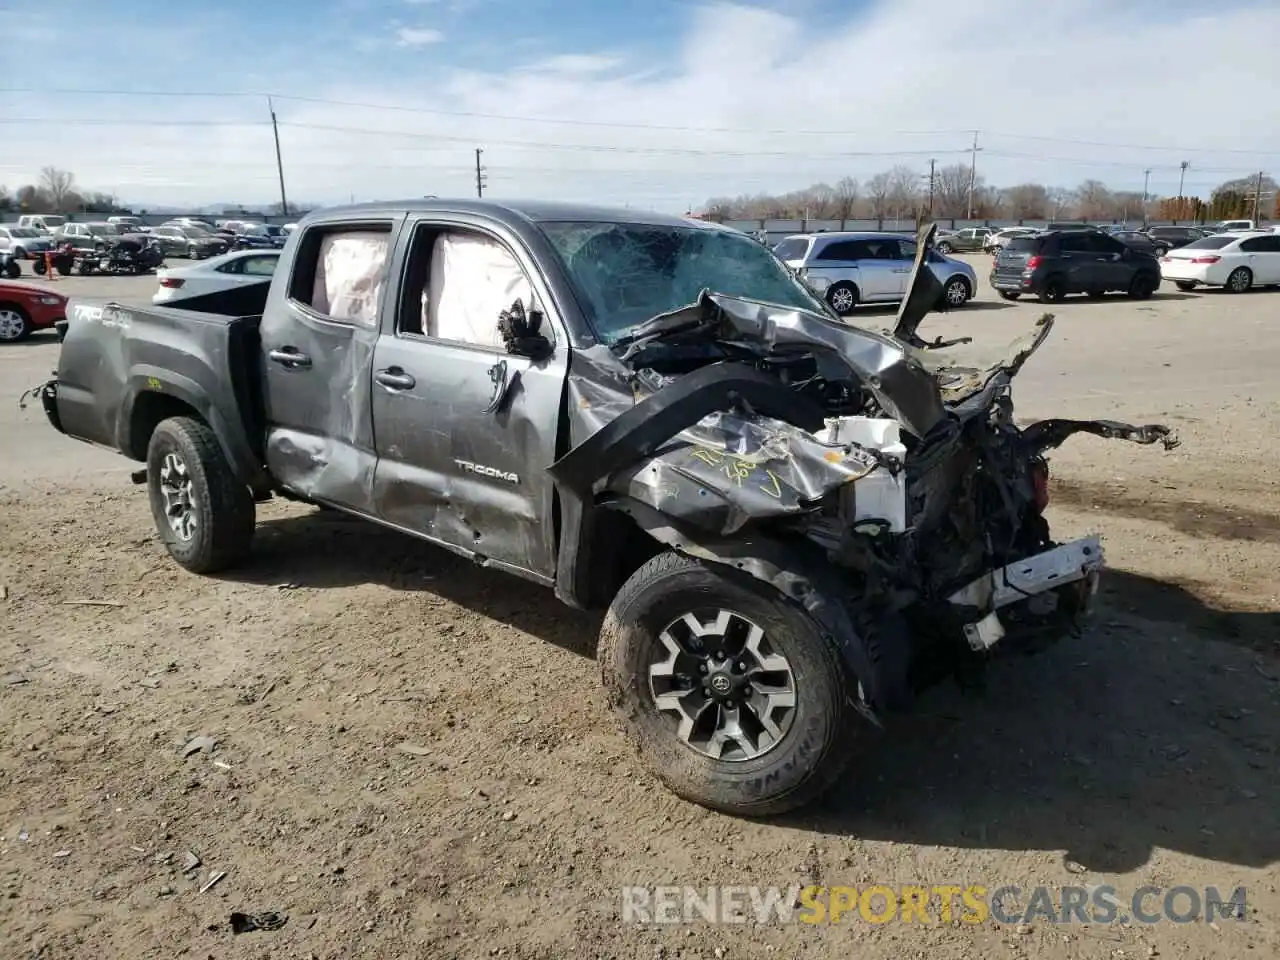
158, 452, 197, 541
648, 609, 798, 762
945, 278, 969, 306
0, 308, 28, 341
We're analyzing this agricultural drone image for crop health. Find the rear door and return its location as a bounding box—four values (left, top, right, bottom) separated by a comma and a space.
367, 216, 570, 581
1055, 232, 1103, 291
1240, 235, 1280, 283
260, 214, 402, 514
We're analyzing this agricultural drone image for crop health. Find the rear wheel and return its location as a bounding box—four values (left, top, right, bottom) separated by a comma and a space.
1128, 274, 1157, 300
598, 551, 860, 816
1038, 277, 1066, 303
1226, 267, 1252, 293
936, 241, 954, 254
0, 303, 33, 342
825, 281, 859, 315
145, 416, 255, 574
187, 244, 200, 260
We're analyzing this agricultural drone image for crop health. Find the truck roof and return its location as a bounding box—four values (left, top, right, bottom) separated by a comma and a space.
302, 198, 718, 230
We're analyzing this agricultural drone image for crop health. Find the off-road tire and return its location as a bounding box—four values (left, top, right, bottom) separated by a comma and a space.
825, 281, 860, 316
145, 416, 255, 574
598, 550, 859, 817
1225, 267, 1252, 294
1038, 277, 1066, 303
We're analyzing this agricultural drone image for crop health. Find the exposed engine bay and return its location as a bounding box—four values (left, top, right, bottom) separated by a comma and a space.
549, 222, 1177, 710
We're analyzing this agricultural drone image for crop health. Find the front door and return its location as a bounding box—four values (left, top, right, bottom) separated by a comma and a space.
259, 215, 402, 514
368, 219, 570, 581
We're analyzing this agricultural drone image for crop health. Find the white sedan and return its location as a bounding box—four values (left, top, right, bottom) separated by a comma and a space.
153, 250, 281, 306
1159, 232, 1280, 293
984, 226, 1039, 253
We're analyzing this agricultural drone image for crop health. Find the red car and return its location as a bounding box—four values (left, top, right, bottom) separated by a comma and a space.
0, 280, 68, 343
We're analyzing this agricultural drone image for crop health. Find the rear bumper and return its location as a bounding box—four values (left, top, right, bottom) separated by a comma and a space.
38, 379, 64, 434
947, 535, 1104, 651
990, 271, 1035, 291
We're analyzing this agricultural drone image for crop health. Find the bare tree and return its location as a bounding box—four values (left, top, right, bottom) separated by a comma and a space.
1002, 183, 1050, 219
702, 198, 736, 221
932, 163, 976, 217
832, 176, 860, 219
39, 166, 77, 213
885, 165, 920, 218
1046, 186, 1076, 219
865, 171, 892, 218
1075, 180, 1115, 219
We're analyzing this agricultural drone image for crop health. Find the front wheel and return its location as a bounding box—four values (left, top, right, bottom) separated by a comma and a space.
598, 551, 860, 816
825, 281, 859, 316
936, 241, 954, 254
942, 276, 970, 307
0, 304, 33, 342
146, 416, 255, 574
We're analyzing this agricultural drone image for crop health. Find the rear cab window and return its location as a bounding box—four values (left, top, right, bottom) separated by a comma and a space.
287, 223, 393, 328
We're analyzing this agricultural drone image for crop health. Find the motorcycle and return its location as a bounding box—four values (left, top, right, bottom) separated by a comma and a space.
76, 237, 163, 276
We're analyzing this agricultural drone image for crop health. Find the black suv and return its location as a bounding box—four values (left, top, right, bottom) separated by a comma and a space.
1144, 225, 1207, 250
990, 230, 1162, 302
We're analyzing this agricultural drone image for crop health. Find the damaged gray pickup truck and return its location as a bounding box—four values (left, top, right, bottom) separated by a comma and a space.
38, 200, 1177, 816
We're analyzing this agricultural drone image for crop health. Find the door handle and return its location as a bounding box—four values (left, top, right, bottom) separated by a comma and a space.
268, 348, 311, 368
374, 367, 416, 390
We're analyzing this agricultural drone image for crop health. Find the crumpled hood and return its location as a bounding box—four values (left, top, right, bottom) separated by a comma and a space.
547, 220, 1175, 538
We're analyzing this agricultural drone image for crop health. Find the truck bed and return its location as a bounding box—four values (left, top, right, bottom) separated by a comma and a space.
51, 300, 267, 483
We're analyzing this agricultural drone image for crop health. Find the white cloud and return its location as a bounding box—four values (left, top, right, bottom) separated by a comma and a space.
395, 26, 444, 46
523, 54, 623, 75
5, 0, 1279, 212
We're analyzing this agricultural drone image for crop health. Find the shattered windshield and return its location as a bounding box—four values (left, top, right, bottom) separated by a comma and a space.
539, 220, 826, 343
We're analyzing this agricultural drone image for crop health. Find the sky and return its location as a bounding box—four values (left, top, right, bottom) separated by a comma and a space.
2, 0, 1279, 213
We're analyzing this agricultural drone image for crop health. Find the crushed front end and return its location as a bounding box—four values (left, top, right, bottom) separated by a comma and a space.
549, 223, 1177, 715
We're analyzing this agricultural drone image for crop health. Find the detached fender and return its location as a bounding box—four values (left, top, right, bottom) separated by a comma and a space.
606, 497, 886, 724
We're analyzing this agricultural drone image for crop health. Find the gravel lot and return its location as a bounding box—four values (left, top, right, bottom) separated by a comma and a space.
1, 256, 1278, 959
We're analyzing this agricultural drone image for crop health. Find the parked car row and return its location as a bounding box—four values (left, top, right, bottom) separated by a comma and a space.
988, 225, 1280, 302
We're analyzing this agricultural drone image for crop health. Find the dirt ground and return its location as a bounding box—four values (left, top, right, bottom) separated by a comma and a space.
1, 263, 1278, 959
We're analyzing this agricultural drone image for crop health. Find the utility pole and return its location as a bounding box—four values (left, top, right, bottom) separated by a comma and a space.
1251, 169, 1264, 223
1142, 168, 1151, 226
1177, 161, 1188, 201
475, 148, 486, 198
268, 97, 289, 217
928, 158, 936, 217
965, 131, 981, 220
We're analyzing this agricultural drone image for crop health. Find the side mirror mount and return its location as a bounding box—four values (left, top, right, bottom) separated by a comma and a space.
498, 299, 552, 360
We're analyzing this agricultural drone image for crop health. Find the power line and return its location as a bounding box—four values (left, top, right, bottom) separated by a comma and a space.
0, 86, 1278, 156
